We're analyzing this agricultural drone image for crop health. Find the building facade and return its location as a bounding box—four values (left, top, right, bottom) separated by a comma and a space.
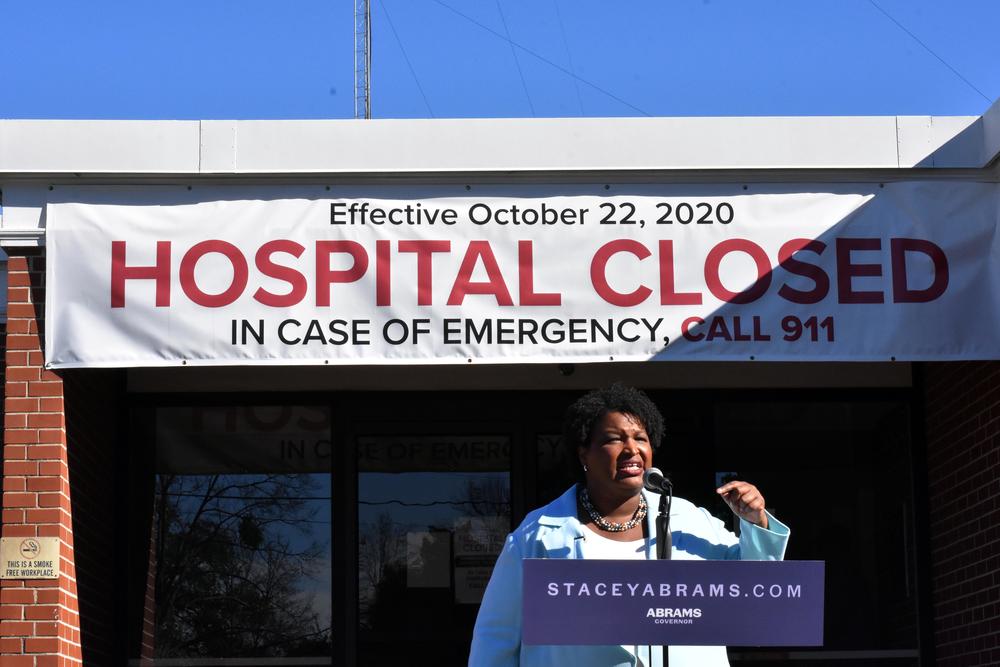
1, 109, 999, 666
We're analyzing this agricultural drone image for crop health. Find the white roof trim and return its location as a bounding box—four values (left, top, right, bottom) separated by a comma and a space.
981, 98, 1000, 167
0, 111, 996, 176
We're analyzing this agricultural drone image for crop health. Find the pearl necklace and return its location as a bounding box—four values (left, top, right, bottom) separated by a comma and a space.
579, 487, 647, 533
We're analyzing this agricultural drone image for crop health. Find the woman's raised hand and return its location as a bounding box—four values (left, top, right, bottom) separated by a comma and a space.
716, 480, 768, 529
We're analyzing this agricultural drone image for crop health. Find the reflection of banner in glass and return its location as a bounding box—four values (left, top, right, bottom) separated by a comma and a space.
156, 405, 332, 473
45, 182, 1000, 366
454, 517, 507, 605
358, 436, 510, 472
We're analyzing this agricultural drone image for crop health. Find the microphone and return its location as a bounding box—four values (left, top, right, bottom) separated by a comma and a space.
644, 467, 673, 562
643, 467, 672, 494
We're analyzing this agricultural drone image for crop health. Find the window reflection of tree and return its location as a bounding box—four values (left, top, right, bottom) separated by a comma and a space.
154, 473, 331, 658
358, 512, 405, 631
357, 476, 510, 632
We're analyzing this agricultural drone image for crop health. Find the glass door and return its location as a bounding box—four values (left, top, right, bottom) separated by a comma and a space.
356, 433, 512, 665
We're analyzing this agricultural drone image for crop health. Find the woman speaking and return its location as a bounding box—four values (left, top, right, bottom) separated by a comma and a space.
469, 385, 790, 667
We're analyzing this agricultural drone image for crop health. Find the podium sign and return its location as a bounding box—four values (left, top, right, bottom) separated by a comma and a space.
523, 559, 824, 646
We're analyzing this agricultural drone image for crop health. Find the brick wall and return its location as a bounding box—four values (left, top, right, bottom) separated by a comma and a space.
1, 319, 5, 499
923, 361, 1000, 666
0, 369, 121, 666
1, 248, 78, 666
0, 249, 123, 665
1, 321, 6, 410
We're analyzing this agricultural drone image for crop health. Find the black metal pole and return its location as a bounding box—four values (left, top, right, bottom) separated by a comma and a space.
656, 488, 672, 666
656, 493, 672, 560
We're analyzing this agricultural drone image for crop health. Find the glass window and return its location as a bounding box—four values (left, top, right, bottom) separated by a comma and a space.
141, 405, 333, 665
126, 390, 922, 666
357, 435, 511, 665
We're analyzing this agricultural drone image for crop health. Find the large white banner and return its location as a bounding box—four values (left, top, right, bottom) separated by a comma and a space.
45, 183, 1000, 367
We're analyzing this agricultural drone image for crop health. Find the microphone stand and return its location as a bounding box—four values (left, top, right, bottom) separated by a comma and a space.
655, 482, 672, 667
656, 486, 672, 560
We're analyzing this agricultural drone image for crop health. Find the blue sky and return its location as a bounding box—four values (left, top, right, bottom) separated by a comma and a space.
2, 0, 998, 119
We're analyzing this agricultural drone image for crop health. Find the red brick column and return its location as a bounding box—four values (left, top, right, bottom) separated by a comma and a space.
0, 248, 81, 666
923, 361, 1000, 666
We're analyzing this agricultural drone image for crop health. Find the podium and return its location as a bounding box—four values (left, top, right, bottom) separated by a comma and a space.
522, 559, 824, 646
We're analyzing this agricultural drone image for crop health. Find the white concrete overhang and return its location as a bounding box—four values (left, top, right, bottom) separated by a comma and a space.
2, 101, 1000, 176
2, 101, 999, 247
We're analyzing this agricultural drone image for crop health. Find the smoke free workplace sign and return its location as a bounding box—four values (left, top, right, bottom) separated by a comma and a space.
44, 183, 1000, 368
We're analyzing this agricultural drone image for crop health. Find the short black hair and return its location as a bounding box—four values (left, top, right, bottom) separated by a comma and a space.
562, 384, 665, 480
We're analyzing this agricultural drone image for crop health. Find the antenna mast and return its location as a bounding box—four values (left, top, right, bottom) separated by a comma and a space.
354, 0, 371, 119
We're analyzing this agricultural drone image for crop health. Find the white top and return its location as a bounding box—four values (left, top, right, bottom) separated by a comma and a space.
582, 526, 650, 666
582, 525, 646, 559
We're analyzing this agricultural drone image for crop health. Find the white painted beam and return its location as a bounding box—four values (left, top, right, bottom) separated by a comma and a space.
229, 116, 903, 172
0, 120, 200, 173
0, 113, 994, 176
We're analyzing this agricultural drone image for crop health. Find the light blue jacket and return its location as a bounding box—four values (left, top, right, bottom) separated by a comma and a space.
469, 485, 790, 667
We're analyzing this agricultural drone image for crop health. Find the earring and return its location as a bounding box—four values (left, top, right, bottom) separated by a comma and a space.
582, 464, 589, 473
